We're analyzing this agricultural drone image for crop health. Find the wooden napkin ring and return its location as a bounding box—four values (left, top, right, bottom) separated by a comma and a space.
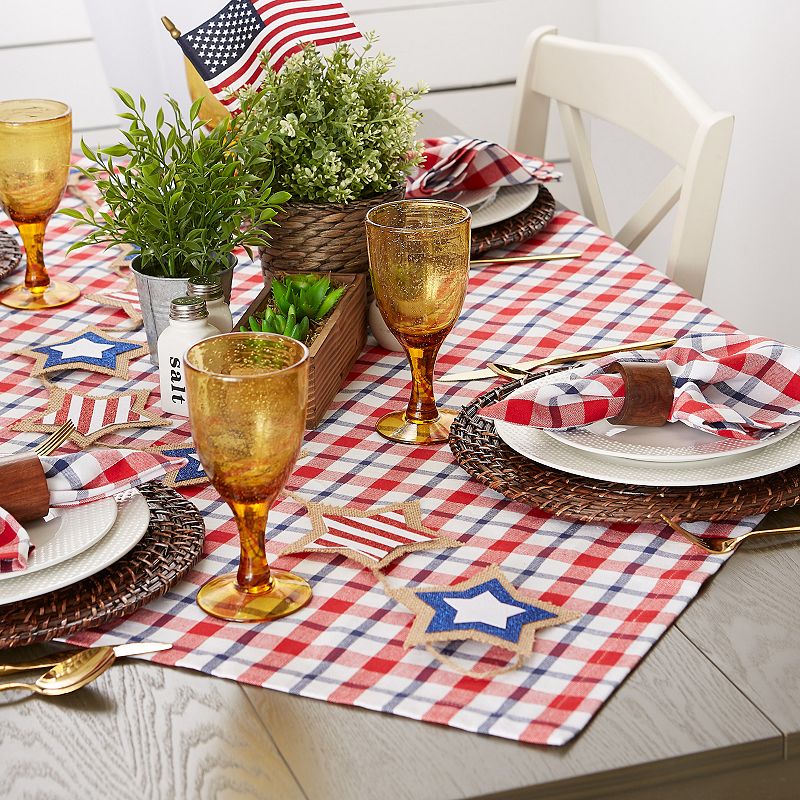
604, 361, 674, 426
0, 453, 50, 522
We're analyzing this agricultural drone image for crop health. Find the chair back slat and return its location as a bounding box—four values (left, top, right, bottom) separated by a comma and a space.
510, 27, 734, 298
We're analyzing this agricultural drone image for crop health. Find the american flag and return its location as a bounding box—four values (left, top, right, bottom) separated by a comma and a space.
177, 0, 362, 112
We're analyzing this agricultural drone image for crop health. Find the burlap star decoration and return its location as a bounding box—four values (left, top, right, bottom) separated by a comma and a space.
85, 275, 143, 330
279, 492, 461, 572
388, 564, 581, 677
16, 326, 147, 379
11, 385, 171, 447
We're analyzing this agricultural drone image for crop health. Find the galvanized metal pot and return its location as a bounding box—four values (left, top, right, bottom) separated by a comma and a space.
132, 254, 235, 362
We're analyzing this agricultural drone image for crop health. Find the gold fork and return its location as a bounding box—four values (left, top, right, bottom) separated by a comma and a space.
660, 515, 800, 554
33, 420, 75, 457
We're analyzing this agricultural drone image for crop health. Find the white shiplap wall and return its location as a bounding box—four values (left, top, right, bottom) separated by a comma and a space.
0, 1, 118, 146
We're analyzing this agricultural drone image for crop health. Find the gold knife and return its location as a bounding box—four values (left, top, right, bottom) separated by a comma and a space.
470, 251, 582, 264
0, 641, 171, 675
437, 336, 678, 382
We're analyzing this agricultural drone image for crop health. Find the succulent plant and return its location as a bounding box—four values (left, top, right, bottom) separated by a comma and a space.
243, 274, 345, 343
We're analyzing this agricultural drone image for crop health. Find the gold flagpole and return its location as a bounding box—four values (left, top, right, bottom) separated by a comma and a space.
160, 16, 230, 128
161, 16, 181, 38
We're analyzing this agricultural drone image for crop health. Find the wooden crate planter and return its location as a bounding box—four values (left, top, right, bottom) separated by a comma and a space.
235, 273, 367, 428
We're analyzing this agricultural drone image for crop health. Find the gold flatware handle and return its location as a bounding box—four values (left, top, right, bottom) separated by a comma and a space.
438, 336, 678, 383
744, 525, 800, 536
0, 641, 170, 675
0, 661, 49, 676
662, 514, 800, 555
494, 336, 678, 375
0, 681, 40, 694
470, 251, 582, 264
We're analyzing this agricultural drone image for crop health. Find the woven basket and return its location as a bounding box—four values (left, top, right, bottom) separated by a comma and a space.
259, 185, 406, 282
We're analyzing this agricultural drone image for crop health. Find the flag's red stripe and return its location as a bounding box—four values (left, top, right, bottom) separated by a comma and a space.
270, 27, 360, 71
254, 0, 350, 21
267, 20, 359, 62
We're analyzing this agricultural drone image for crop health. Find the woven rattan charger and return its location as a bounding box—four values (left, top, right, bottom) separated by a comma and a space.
0, 482, 205, 648
470, 185, 556, 256
0, 230, 22, 281
449, 369, 800, 524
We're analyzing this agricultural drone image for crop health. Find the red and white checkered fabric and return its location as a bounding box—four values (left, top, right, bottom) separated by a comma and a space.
0, 510, 29, 572
0, 163, 762, 745
481, 332, 800, 440
0, 449, 185, 572
405, 136, 561, 198
44, 449, 187, 506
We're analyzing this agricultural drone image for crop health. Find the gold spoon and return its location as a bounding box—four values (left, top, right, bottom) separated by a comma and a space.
0, 646, 115, 696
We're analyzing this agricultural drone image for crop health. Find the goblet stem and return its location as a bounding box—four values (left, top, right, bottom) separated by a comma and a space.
230, 500, 274, 593
17, 219, 51, 293
403, 338, 444, 422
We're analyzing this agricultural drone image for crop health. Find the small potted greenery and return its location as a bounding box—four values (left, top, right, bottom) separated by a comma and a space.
235, 271, 367, 427
62, 88, 289, 354
237, 33, 426, 283
242, 274, 345, 343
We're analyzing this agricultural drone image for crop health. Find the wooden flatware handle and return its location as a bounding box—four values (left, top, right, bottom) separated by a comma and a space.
0, 454, 50, 522
605, 362, 674, 426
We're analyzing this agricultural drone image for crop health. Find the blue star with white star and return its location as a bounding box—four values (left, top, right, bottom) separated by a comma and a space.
32, 330, 142, 371
418, 578, 557, 643
161, 446, 206, 484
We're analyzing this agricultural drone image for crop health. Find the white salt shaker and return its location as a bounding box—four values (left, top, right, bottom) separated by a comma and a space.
157, 296, 219, 416
186, 274, 233, 333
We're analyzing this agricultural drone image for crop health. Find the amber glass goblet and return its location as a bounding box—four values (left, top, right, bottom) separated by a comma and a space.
185, 333, 312, 622
0, 99, 80, 310
365, 200, 471, 445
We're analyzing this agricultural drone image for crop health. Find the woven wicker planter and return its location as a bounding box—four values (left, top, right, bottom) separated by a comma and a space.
258, 185, 405, 284
235, 272, 367, 428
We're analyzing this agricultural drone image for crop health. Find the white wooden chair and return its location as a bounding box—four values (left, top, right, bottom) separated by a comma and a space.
509, 26, 734, 299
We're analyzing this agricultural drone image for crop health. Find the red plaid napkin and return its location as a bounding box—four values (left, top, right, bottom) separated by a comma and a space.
0, 513, 28, 573
0, 449, 185, 572
405, 136, 561, 198
481, 333, 800, 441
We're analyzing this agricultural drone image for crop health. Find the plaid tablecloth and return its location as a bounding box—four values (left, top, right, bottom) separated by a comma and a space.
0, 177, 757, 746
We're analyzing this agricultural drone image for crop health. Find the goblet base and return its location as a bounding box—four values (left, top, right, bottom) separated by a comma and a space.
0, 279, 80, 310
376, 408, 459, 445
197, 569, 312, 622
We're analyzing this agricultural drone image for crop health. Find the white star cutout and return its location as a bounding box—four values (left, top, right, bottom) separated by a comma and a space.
443, 591, 527, 629
50, 339, 118, 361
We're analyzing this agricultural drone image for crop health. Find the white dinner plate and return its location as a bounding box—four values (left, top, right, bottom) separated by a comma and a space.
0, 497, 117, 581
436, 186, 498, 211
494, 418, 800, 486
0, 489, 150, 605
545, 418, 799, 462
471, 183, 540, 229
